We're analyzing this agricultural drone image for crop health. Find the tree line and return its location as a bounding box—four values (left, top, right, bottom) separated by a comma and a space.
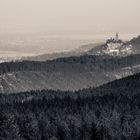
0, 54, 140, 75
0, 73, 140, 139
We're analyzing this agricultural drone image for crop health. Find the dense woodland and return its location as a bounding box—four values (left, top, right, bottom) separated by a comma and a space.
128, 35, 140, 45
1, 54, 140, 75
0, 73, 140, 140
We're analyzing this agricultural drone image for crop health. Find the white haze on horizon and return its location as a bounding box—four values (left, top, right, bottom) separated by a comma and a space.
0, 33, 138, 57
0, 0, 139, 57
0, 0, 140, 34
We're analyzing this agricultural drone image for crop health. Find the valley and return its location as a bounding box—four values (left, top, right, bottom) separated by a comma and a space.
0, 53, 140, 93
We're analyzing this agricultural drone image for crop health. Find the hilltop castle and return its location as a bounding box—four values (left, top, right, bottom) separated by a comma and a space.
106, 33, 122, 44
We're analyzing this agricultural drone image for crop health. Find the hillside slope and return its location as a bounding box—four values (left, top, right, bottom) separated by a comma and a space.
87, 35, 140, 56
0, 54, 140, 93
23, 35, 140, 61
0, 73, 140, 139
22, 43, 102, 61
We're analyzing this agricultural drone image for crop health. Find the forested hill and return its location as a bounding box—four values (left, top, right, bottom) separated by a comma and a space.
1, 72, 140, 102
87, 35, 140, 56
128, 35, 140, 45
0, 73, 140, 139
1, 54, 140, 93
1, 54, 140, 75
95, 73, 140, 95
89, 72, 140, 97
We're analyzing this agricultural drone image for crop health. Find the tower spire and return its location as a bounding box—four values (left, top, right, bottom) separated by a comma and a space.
116, 33, 119, 41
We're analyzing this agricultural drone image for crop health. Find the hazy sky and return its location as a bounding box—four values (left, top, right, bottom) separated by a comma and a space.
0, 0, 140, 34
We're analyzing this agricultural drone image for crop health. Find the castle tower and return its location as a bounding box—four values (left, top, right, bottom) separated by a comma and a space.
116, 33, 119, 41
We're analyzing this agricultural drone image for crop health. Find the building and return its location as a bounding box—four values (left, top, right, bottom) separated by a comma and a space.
116, 33, 119, 41
106, 33, 122, 44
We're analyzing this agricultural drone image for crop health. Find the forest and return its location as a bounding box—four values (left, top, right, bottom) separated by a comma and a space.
1, 54, 140, 75
0, 73, 140, 140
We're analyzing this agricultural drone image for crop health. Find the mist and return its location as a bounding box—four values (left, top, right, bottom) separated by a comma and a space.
0, 0, 139, 57
0, 0, 139, 34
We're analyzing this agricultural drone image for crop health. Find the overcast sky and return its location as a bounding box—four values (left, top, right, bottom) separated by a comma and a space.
0, 0, 139, 34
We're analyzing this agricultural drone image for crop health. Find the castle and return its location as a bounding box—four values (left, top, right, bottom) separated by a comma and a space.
106, 33, 122, 44
96, 33, 133, 56
104, 33, 124, 55
103, 33, 132, 56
